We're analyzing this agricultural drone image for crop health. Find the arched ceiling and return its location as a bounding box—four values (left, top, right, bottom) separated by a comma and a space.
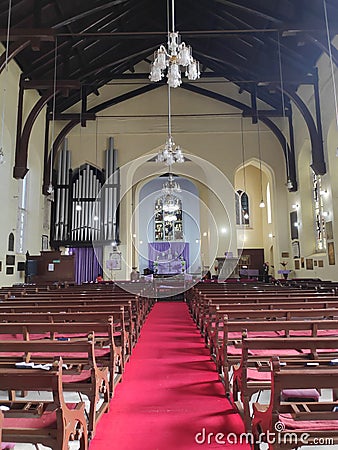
1, 0, 337, 113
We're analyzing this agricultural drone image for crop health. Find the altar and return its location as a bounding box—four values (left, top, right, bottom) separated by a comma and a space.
148, 242, 189, 275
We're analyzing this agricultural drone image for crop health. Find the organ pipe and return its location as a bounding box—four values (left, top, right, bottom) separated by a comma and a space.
52, 137, 115, 246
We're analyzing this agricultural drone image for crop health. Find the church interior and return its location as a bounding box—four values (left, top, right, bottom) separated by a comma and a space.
1, 0, 338, 449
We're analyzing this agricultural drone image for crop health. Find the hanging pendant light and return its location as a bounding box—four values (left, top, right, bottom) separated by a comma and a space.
277, 33, 294, 191
240, 117, 250, 221
47, 37, 58, 198
161, 173, 181, 221
149, 0, 200, 88
156, 84, 184, 165
257, 118, 265, 208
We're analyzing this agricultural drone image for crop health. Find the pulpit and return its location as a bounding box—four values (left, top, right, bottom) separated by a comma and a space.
216, 256, 239, 281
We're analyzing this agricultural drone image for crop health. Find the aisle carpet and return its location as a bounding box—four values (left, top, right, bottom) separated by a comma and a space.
89, 302, 251, 450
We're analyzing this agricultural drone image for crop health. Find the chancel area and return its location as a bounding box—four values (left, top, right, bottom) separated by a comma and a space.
1, 1, 338, 449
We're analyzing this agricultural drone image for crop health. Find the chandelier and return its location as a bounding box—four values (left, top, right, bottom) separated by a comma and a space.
162, 173, 181, 195
161, 174, 181, 221
156, 135, 184, 165
149, 0, 200, 88
156, 84, 185, 165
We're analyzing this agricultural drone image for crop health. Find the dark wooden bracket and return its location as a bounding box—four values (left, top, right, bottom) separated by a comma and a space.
14, 77, 80, 180
0, 29, 55, 74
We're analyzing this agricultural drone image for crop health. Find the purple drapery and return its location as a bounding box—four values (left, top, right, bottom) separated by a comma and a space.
148, 242, 189, 273
69, 247, 103, 284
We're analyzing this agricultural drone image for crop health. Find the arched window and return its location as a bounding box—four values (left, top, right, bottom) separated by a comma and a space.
154, 197, 183, 241
235, 190, 250, 226
8, 233, 14, 252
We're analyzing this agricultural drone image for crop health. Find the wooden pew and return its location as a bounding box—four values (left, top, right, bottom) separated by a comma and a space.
252, 357, 338, 450
0, 306, 130, 367
233, 336, 338, 431
0, 359, 88, 449
204, 306, 338, 349
0, 335, 109, 438
0, 320, 122, 395
212, 318, 338, 395
198, 294, 338, 335
0, 295, 141, 350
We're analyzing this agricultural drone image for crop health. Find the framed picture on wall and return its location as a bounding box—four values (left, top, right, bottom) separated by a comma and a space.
301, 257, 305, 268
328, 241, 335, 265
318, 260, 324, 268
294, 259, 300, 270
107, 252, 122, 270
6, 255, 15, 266
306, 258, 314, 270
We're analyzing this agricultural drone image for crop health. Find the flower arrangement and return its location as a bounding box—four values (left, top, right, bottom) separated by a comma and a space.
280, 261, 288, 268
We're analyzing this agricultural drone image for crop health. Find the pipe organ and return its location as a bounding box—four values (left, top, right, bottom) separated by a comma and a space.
51, 137, 120, 247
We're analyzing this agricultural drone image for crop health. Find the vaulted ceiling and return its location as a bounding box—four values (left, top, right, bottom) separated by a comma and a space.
1, 0, 337, 189
1, 0, 337, 114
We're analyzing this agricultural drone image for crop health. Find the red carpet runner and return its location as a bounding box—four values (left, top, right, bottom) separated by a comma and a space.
89, 302, 250, 449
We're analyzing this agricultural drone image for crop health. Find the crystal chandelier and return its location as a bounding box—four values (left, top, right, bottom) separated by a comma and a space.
161, 174, 181, 221
161, 173, 181, 195
156, 84, 185, 165
149, 0, 200, 88
156, 135, 184, 165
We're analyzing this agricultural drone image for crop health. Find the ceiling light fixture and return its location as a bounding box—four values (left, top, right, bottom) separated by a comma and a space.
149, 0, 200, 87
161, 174, 181, 221
156, 84, 184, 165
257, 116, 265, 208
240, 117, 249, 220
278, 33, 294, 191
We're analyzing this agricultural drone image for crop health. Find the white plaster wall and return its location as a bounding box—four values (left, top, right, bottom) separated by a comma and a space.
0, 45, 47, 286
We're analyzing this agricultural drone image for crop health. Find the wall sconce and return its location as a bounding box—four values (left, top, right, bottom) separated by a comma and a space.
320, 189, 328, 196
292, 204, 299, 209
202, 232, 208, 237
322, 211, 330, 217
